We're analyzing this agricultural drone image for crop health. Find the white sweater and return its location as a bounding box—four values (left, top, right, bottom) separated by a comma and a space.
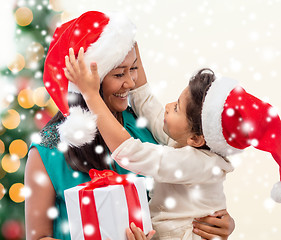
111, 84, 234, 240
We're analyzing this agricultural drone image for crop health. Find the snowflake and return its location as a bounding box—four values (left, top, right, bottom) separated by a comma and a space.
82, 196, 90, 205
60, 220, 70, 234
34, 171, 49, 187
84, 224, 95, 236
47, 207, 59, 219
133, 209, 142, 220
268, 107, 278, 117
31, 133, 42, 144
126, 173, 137, 183
35, 113, 42, 120
164, 197, 176, 209
20, 185, 32, 199
226, 108, 235, 117
72, 172, 79, 178
263, 198, 275, 212
189, 185, 202, 200
105, 155, 113, 165
121, 157, 129, 166
45, 81, 51, 87
95, 145, 104, 154
174, 169, 183, 178
212, 166, 222, 176
249, 139, 259, 147
241, 121, 254, 133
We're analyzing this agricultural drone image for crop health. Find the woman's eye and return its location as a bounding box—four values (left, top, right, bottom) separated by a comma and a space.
174, 104, 177, 112
130, 67, 138, 71
114, 73, 125, 78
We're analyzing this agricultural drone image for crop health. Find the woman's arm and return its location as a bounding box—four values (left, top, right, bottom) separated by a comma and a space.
25, 148, 58, 240
133, 43, 147, 89
192, 209, 235, 240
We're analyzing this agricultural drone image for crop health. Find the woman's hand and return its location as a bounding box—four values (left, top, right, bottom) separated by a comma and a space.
192, 209, 235, 240
64, 47, 101, 99
126, 223, 156, 240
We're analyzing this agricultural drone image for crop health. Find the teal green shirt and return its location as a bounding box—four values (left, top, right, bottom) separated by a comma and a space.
29, 107, 158, 240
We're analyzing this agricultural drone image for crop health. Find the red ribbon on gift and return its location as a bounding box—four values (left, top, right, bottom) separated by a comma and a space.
78, 169, 144, 240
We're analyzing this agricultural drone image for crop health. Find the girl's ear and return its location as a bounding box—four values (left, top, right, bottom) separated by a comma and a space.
186, 134, 205, 148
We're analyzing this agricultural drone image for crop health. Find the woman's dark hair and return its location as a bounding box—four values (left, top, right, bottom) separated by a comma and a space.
44, 86, 119, 173
185, 68, 215, 149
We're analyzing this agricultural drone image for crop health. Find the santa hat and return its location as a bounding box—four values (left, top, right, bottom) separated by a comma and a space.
43, 11, 136, 147
201, 77, 281, 203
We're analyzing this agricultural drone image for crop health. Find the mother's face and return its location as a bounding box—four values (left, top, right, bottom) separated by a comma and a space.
102, 48, 137, 113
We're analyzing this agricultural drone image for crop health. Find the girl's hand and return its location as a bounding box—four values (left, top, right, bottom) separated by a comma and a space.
64, 47, 101, 99
192, 209, 235, 240
126, 222, 156, 240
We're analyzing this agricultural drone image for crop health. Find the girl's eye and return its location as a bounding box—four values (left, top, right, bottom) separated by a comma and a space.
130, 66, 138, 71
114, 73, 125, 78
174, 103, 177, 112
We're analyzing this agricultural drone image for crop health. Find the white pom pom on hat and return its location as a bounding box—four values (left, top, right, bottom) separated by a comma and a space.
43, 11, 136, 147
202, 77, 281, 202
58, 106, 98, 147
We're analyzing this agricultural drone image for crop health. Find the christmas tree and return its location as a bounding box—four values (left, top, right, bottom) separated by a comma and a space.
0, 1, 61, 239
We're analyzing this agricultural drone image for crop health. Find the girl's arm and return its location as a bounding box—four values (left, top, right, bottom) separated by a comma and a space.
64, 47, 132, 153
130, 44, 172, 145
25, 148, 58, 240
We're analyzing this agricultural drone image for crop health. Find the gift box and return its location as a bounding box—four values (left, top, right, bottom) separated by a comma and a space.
64, 169, 153, 240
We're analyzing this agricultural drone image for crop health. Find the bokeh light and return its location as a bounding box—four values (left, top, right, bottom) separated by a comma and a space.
0, 140, 4, 154
18, 89, 34, 109
46, 98, 58, 116
0, 183, 5, 200
9, 139, 28, 159
7, 53, 25, 73
33, 87, 50, 107
25, 42, 45, 69
1, 154, 20, 173
14, 7, 33, 26
9, 183, 25, 203
49, 0, 64, 12
1, 109, 21, 129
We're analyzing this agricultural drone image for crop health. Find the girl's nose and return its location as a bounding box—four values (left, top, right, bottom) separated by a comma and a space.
165, 104, 169, 114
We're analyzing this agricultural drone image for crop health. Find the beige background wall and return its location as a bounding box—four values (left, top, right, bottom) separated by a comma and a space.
60, 0, 281, 239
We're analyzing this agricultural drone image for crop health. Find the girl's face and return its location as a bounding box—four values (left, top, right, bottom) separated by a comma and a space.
102, 48, 138, 113
163, 87, 193, 147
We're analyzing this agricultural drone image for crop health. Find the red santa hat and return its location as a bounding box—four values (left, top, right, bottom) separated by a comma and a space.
43, 11, 136, 147
201, 77, 281, 203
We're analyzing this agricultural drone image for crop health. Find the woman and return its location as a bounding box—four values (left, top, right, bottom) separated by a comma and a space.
25, 11, 234, 240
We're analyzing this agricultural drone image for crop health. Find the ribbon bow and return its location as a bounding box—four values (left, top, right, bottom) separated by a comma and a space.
78, 169, 144, 240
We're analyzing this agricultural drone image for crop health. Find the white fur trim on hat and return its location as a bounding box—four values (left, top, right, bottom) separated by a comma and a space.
66, 12, 136, 94
58, 106, 97, 147
202, 77, 242, 157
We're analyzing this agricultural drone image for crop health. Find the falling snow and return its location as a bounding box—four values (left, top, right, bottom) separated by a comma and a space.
47, 207, 59, 219
164, 197, 176, 209
84, 224, 95, 236
136, 117, 148, 128
95, 145, 104, 154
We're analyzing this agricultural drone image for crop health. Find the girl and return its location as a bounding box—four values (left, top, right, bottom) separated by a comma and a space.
64, 47, 234, 240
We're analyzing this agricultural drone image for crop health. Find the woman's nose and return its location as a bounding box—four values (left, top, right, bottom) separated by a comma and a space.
123, 74, 135, 89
